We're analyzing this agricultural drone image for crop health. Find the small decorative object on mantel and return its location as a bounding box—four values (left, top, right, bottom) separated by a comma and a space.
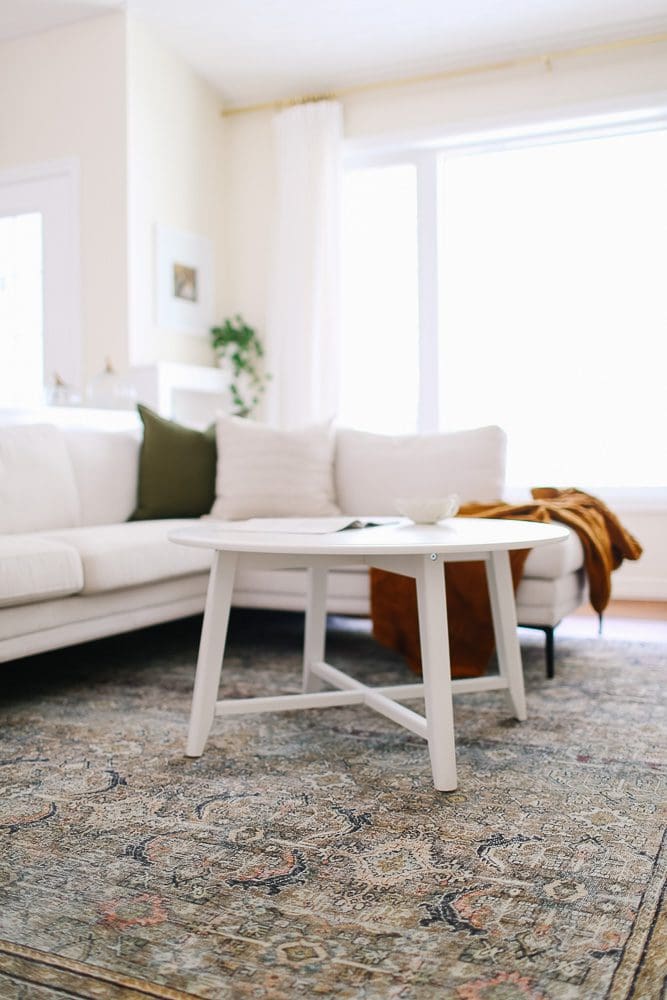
210, 314, 270, 417
85, 358, 137, 410
45, 372, 81, 407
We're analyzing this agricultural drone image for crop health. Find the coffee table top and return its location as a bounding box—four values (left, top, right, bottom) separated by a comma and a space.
169, 517, 569, 557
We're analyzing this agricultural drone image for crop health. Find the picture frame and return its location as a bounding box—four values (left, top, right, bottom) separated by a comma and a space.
155, 224, 214, 336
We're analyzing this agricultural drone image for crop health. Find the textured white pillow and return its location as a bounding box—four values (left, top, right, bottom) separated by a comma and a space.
0, 423, 82, 533
335, 425, 507, 516
210, 416, 340, 519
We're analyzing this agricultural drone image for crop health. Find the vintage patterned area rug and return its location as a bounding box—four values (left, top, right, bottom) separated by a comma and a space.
0, 611, 665, 1000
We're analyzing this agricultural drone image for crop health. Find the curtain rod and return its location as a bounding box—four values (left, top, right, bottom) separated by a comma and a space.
220, 30, 667, 119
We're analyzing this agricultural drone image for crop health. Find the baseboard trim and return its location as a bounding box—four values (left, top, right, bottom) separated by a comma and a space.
611, 578, 667, 601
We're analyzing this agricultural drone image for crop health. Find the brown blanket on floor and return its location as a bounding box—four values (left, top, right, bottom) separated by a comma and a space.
370, 487, 643, 678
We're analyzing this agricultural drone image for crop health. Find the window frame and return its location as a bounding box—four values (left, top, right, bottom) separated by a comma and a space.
342, 104, 667, 510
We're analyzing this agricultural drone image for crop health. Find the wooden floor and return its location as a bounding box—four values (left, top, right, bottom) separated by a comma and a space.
572, 600, 667, 620
335, 602, 667, 645
554, 600, 667, 643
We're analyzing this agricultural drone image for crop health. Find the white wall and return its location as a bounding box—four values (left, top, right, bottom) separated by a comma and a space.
126, 17, 226, 368
610, 511, 667, 601
343, 40, 667, 141
220, 111, 274, 340
0, 13, 128, 385
224, 40, 667, 324
0, 12, 227, 385
222, 39, 667, 600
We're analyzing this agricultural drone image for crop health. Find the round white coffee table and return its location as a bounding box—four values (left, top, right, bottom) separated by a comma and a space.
169, 518, 568, 791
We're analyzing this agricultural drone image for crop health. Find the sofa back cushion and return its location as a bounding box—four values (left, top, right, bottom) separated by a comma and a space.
0, 423, 81, 533
64, 427, 141, 526
335, 425, 507, 516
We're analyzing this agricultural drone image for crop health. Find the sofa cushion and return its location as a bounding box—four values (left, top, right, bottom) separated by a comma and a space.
0, 424, 81, 533
0, 535, 83, 608
210, 416, 340, 519
335, 425, 506, 516
46, 521, 213, 595
516, 571, 587, 627
131, 405, 217, 521
522, 528, 584, 579
64, 426, 141, 526
516, 571, 583, 608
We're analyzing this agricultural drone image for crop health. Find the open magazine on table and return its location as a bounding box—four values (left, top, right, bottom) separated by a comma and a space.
207, 516, 400, 534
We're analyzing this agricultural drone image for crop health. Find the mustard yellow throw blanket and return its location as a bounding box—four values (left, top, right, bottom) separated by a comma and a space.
370, 488, 643, 678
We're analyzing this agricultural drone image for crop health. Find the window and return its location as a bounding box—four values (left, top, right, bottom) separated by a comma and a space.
341, 118, 667, 496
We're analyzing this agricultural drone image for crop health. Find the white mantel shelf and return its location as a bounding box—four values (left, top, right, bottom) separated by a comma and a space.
129, 362, 229, 427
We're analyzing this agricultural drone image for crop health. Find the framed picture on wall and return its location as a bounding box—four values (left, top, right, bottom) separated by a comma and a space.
155, 224, 214, 335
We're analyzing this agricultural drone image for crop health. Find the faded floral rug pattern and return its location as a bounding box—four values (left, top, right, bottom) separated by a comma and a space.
0, 611, 665, 999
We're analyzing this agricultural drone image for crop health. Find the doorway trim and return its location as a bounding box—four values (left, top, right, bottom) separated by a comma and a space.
0, 157, 82, 392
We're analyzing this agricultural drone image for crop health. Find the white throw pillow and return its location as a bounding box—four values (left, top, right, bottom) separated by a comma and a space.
0, 423, 81, 533
335, 425, 507, 516
210, 416, 341, 519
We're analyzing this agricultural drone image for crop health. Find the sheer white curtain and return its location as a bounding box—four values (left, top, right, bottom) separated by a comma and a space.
266, 100, 343, 428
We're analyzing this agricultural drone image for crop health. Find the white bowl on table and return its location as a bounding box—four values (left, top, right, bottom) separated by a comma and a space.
395, 495, 460, 524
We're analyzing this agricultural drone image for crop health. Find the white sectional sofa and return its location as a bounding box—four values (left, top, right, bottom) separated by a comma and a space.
0, 413, 586, 672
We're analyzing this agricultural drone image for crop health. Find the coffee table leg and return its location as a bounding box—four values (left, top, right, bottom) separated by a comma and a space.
303, 566, 328, 693
415, 555, 457, 791
485, 550, 527, 721
186, 550, 239, 757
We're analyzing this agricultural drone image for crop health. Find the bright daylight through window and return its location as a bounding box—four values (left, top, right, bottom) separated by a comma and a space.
341, 124, 667, 496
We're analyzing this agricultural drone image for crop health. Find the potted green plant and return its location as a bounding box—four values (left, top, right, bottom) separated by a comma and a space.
210, 314, 270, 418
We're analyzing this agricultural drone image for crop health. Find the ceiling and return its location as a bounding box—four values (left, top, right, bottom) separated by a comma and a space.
2, 0, 667, 109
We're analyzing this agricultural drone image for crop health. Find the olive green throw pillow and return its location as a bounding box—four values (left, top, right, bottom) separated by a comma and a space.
130, 404, 217, 520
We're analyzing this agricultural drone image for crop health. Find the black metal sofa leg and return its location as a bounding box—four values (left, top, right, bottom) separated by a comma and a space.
544, 626, 555, 679
517, 622, 557, 678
